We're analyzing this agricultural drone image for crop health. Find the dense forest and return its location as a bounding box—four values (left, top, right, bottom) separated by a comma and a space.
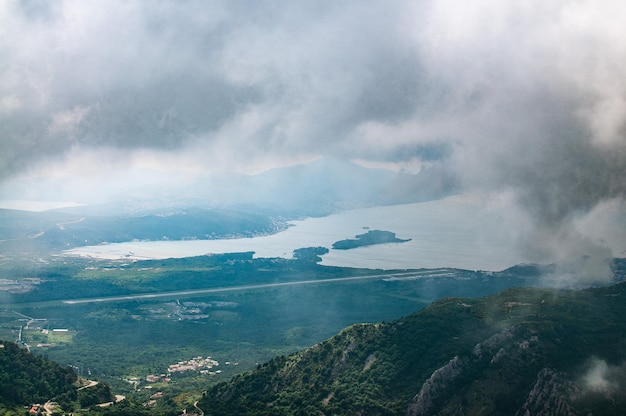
0, 341, 77, 412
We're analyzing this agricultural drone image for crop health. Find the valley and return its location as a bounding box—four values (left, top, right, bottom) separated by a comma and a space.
0, 249, 567, 411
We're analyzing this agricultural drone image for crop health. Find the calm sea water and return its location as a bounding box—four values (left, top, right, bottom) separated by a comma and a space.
64, 194, 532, 271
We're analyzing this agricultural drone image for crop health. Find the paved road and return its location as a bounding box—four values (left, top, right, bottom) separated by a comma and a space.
193, 400, 204, 416
77, 380, 99, 390
62, 269, 453, 305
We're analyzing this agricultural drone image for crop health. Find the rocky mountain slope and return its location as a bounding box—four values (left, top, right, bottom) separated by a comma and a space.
199, 282, 626, 415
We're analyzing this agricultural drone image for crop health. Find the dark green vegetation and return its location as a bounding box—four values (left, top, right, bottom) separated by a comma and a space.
199, 282, 626, 415
0, 340, 119, 415
332, 230, 411, 250
0, 252, 580, 414
77, 383, 113, 409
0, 340, 77, 413
0, 256, 624, 415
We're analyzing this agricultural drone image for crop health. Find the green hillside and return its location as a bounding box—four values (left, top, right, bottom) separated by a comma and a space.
0, 341, 78, 412
0, 341, 120, 415
199, 283, 626, 415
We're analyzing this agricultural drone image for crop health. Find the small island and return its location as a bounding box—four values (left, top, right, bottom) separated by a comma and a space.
332, 230, 411, 250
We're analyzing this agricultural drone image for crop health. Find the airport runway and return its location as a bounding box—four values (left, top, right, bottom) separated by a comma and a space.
61, 269, 454, 305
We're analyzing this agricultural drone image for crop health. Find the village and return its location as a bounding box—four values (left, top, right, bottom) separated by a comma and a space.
141, 355, 239, 386
167, 356, 220, 374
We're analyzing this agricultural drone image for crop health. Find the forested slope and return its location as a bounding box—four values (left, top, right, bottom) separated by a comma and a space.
0, 341, 77, 410
199, 282, 626, 415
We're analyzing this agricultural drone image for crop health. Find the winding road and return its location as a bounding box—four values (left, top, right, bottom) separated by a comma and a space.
193, 400, 204, 416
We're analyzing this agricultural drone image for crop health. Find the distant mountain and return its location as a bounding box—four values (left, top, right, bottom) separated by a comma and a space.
0, 158, 455, 256
232, 158, 398, 214
64, 157, 455, 217
170, 157, 457, 216
198, 282, 626, 415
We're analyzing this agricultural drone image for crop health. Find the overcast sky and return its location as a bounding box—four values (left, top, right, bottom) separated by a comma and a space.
1, 1, 625, 265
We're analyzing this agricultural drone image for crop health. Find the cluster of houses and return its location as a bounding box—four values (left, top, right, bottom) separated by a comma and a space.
145, 374, 170, 383
167, 356, 220, 375
143, 356, 223, 385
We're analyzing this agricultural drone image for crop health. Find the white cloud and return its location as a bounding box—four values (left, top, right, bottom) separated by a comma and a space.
580, 357, 625, 395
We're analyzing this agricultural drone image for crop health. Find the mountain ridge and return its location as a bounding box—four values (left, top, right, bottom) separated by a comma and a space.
198, 282, 626, 415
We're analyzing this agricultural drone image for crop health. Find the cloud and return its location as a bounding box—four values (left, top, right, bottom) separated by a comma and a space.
1, 0, 625, 278
0, 1, 439, 173
410, 0, 626, 278
3, 1, 623, 171
579, 357, 626, 397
